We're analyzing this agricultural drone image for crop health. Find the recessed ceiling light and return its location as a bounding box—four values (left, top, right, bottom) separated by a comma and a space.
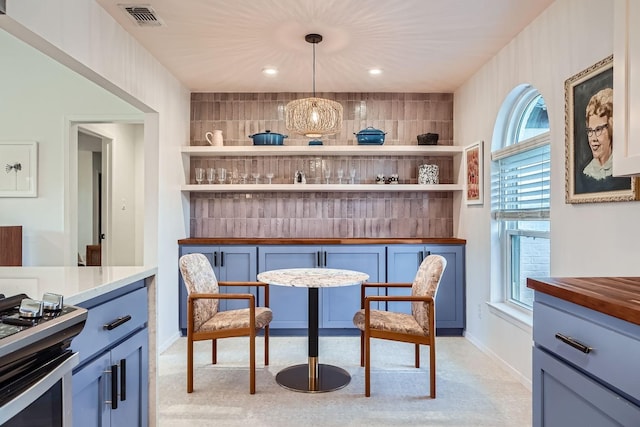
262, 67, 278, 76
368, 68, 383, 75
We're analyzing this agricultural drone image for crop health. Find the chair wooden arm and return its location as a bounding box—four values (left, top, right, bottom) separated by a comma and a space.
218, 281, 270, 307
364, 294, 434, 314
189, 292, 256, 309
360, 282, 412, 308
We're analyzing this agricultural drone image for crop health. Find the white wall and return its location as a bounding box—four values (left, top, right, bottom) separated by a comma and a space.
1, 0, 191, 351
455, 0, 640, 386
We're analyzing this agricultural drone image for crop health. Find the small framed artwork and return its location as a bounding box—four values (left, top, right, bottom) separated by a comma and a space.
0, 141, 38, 197
464, 140, 483, 205
565, 55, 639, 203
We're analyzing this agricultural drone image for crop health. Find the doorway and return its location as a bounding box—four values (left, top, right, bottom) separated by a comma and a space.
74, 122, 144, 267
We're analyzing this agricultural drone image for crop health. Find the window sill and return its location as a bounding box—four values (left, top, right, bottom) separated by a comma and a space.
486, 302, 533, 333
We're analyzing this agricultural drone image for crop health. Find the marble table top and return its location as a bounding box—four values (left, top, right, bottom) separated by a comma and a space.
257, 268, 369, 288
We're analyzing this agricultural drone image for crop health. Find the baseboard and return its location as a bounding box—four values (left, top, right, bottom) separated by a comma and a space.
464, 331, 532, 391
158, 331, 181, 354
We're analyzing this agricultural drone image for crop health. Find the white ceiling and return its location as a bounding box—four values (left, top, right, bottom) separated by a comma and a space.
96, 0, 554, 93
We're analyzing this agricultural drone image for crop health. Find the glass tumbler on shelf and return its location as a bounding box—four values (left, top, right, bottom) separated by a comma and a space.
337, 169, 344, 184
217, 168, 227, 184
266, 172, 274, 184
195, 167, 205, 184
349, 167, 357, 184
252, 172, 261, 184
206, 167, 215, 184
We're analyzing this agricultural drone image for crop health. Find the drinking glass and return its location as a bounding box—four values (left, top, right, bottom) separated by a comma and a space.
217, 168, 227, 184
349, 167, 357, 184
324, 167, 331, 184
240, 172, 249, 184
195, 167, 204, 184
337, 169, 344, 184
266, 172, 274, 184
206, 167, 215, 184
252, 172, 261, 184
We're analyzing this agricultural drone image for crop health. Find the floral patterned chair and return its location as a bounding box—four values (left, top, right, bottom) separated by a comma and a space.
179, 253, 273, 394
353, 254, 447, 398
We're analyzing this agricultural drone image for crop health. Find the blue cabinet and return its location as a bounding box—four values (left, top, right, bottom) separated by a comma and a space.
178, 245, 257, 335
386, 244, 465, 335
72, 282, 149, 427
531, 291, 640, 426
257, 245, 385, 329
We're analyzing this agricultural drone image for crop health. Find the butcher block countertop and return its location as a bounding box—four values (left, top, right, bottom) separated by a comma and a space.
527, 277, 640, 326
178, 237, 466, 245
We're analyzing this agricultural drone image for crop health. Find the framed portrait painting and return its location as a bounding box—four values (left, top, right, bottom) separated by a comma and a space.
464, 140, 483, 205
0, 141, 38, 197
565, 55, 639, 203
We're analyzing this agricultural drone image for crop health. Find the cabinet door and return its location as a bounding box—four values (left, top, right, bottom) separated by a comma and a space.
257, 245, 318, 329
386, 244, 465, 335
110, 329, 149, 427
322, 245, 385, 328
73, 352, 111, 427
217, 245, 258, 310
533, 347, 640, 427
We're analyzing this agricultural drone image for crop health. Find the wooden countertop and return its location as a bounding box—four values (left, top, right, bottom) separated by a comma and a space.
178, 237, 466, 245
527, 277, 640, 326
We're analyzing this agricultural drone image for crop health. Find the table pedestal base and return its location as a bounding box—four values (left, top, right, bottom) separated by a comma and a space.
275, 357, 350, 393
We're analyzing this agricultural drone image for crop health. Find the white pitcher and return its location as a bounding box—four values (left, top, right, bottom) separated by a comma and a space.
205, 130, 223, 146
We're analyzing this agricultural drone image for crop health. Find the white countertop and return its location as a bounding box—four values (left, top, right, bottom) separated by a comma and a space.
0, 266, 157, 305
257, 268, 369, 288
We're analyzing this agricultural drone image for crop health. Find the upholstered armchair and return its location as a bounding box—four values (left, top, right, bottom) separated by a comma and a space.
179, 253, 273, 394
353, 254, 447, 398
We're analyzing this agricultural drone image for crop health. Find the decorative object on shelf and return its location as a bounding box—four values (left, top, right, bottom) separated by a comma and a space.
248, 130, 288, 145
293, 170, 306, 184
308, 139, 323, 146
205, 130, 224, 146
464, 140, 483, 205
376, 173, 386, 184
388, 173, 399, 184
564, 55, 639, 203
206, 167, 215, 184
419, 164, 439, 185
417, 133, 439, 145
0, 141, 37, 197
355, 126, 386, 145
285, 34, 343, 138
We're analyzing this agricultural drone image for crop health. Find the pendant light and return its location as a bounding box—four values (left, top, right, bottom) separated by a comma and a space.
285, 34, 343, 138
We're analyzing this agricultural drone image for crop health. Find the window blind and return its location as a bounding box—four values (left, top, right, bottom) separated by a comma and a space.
491, 132, 550, 220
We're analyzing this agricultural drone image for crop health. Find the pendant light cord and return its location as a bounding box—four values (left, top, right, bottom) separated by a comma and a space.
312, 41, 316, 97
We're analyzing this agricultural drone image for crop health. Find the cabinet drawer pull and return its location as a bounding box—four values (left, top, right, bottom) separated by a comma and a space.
555, 333, 592, 354
104, 315, 132, 331
120, 358, 127, 401
111, 363, 118, 409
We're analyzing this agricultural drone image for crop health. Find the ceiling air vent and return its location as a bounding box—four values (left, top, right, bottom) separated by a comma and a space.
119, 4, 163, 27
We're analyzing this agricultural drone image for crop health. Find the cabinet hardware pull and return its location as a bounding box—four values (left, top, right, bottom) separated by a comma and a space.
317, 251, 321, 267
120, 358, 127, 401
555, 333, 592, 354
324, 251, 327, 267
419, 252, 424, 263
220, 251, 224, 267
104, 315, 132, 330
111, 363, 118, 409
213, 252, 218, 267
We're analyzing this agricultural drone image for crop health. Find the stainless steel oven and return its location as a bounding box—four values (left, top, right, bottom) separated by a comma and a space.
0, 293, 87, 427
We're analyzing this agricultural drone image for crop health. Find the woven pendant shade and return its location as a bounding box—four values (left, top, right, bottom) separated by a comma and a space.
285, 33, 342, 138
285, 97, 343, 138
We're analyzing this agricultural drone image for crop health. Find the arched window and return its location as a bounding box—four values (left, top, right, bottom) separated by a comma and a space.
491, 85, 550, 309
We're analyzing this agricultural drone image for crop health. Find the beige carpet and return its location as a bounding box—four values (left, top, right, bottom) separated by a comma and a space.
158, 336, 531, 427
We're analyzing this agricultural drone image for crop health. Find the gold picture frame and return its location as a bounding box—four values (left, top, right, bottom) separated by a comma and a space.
564, 55, 639, 203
